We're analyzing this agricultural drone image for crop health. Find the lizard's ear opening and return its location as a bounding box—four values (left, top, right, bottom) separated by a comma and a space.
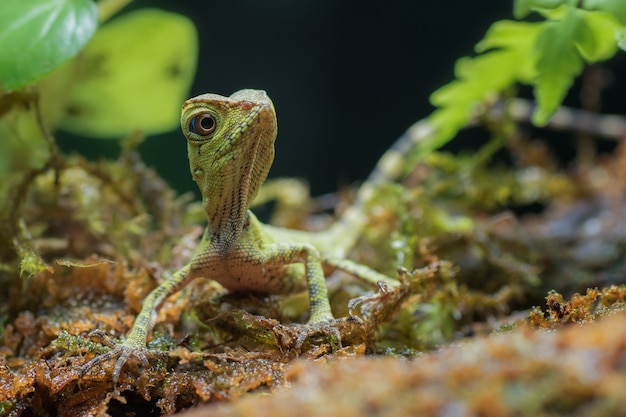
189, 113, 217, 136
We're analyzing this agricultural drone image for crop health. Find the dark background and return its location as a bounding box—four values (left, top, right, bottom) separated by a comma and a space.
58, 1, 626, 197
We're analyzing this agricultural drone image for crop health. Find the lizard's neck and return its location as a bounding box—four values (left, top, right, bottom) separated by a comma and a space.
191, 142, 272, 250
181, 90, 277, 255
187, 112, 275, 254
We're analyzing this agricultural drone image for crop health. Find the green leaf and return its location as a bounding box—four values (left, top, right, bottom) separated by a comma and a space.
514, 0, 534, 18
0, 104, 51, 173
514, 0, 566, 18
617, 28, 626, 51
422, 21, 541, 157
574, 10, 620, 62
59, 8, 198, 138
0, 0, 97, 91
533, 7, 584, 125
535, 4, 569, 20
475, 20, 541, 79
583, 0, 626, 25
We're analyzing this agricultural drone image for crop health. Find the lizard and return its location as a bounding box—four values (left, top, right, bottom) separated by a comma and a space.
80, 89, 432, 383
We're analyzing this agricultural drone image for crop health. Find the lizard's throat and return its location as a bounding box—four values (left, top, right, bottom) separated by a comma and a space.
192, 134, 275, 255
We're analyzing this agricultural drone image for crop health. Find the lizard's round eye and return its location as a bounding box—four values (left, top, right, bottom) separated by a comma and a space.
189, 113, 216, 136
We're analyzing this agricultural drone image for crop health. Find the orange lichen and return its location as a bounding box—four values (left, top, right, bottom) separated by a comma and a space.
180, 313, 626, 417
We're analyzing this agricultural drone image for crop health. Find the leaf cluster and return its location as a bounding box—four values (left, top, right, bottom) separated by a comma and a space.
0, 0, 198, 174
419, 0, 626, 158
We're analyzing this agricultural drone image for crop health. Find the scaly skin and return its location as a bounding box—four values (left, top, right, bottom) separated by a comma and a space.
81, 89, 410, 384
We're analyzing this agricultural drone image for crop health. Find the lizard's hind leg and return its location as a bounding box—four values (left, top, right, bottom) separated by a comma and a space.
322, 256, 400, 288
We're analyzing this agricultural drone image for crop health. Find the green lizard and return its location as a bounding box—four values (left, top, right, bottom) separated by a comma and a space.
81, 89, 430, 383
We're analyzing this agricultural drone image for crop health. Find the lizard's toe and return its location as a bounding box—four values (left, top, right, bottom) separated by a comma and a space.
79, 331, 154, 386
294, 320, 342, 351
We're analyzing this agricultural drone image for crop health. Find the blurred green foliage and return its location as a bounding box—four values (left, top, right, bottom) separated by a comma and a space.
0, 1, 198, 174
414, 0, 626, 163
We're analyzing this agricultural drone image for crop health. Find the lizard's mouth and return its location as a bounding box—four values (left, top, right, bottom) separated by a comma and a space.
186, 136, 208, 145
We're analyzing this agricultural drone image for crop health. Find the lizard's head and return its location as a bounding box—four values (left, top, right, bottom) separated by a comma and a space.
181, 89, 277, 247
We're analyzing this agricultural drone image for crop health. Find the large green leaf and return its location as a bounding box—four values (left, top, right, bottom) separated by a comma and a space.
59, 8, 198, 138
0, 0, 98, 91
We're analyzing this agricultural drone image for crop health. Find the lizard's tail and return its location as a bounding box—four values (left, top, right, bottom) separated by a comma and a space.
326, 98, 626, 257
323, 119, 436, 257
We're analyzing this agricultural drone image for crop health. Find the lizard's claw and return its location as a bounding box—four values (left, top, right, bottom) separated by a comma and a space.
294, 320, 342, 351
79, 330, 152, 386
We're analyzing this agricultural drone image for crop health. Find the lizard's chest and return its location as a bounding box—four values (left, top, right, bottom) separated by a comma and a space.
190, 223, 305, 294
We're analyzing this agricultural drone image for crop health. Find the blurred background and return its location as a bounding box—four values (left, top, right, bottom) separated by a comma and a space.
57, 0, 626, 198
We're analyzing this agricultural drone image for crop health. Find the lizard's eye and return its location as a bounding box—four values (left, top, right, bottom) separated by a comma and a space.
189, 113, 216, 136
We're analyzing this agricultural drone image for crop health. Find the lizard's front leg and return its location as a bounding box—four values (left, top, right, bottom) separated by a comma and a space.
254, 242, 343, 349
256, 242, 334, 324
80, 264, 192, 384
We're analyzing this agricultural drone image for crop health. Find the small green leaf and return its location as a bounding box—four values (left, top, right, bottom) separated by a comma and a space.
59, 8, 198, 138
0, 0, 97, 91
583, 0, 626, 25
514, 0, 566, 18
574, 10, 620, 62
533, 7, 584, 125
514, 0, 534, 18
475, 20, 542, 81
423, 21, 541, 156
617, 28, 626, 51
